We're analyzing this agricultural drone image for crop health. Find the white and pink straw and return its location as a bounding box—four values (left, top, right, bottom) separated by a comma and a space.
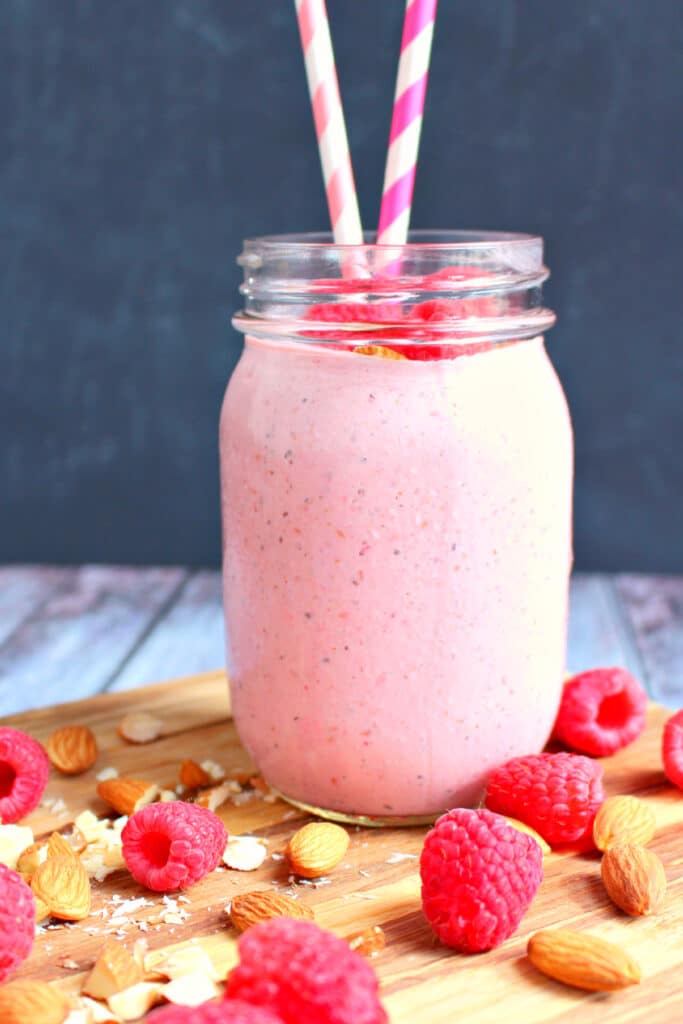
295, 0, 364, 246
377, 0, 438, 246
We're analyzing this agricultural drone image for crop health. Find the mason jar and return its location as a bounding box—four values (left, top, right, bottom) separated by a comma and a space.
221, 232, 573, 825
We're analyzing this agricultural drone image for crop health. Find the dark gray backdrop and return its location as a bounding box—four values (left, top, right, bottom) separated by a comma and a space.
2, 1, 681, 570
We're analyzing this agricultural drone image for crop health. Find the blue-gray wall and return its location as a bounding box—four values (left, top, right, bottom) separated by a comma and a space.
2, 1, 682, 570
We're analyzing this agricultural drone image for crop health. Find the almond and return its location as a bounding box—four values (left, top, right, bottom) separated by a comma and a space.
229, 890, 315, 933
347, 924, 386, 957
353, 344, 407, 359
46, 724, 98, 775
17, 840, 47, 877
46, 831, 80, 861
223, 836, 268, 871
97, 777, 159, 816
31, 855, 91, 921
195, 783, 233, 811
527, 928, 641, 991
179, 759, 212, 789
107, 981, 164, 1020
286, 822, 350, 878
601, 843, 667, 916
82, 940, 144, 1000
117, 711, 163, 744
593, 795, 656, 851
34, 895, 51, 922
0, 979, 70, 1024
503, 816, 551, 855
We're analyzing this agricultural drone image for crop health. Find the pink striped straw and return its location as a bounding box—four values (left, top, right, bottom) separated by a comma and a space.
295, 0, 364, 247
378, 0, 438, 246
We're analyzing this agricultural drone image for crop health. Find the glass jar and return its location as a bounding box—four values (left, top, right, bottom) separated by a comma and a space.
221, 232, 573, 825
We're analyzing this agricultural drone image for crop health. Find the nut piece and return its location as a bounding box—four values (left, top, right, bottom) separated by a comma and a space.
46, 831, 80, 861
286, 822, 350, 878
0, 979, 70, 1024
179, 759, 212, 790
34, 895, 51, 922
82, 940, 144, 1000
601, 843, 667, 916
46, 725, 98, 775
0, 825, 35, 871
163, 971, 220, 1006
223, 836, 268, 871
31, 855, 91, 921
17, 840, 48, 878
229, 890, 315, 933
117, 711, 163, 744
107, 982, 164, 1021
97, 777, 159, 816
195, 783, 233, 811
347, 925, 386, 957
503, 817, 551, 856
593, 795, 656, 851
527, 928, 641, 991
353, 344, 407, 359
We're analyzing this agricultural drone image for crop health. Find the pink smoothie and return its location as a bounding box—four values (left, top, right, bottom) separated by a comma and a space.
220, 336, 573, 819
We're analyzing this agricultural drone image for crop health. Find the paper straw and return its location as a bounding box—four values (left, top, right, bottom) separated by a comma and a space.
295, 0, 364, 246
377, 0, 438, 246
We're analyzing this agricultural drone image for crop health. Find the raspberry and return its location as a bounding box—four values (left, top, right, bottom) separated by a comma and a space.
149, 1001, 283, 1023
420, 808, 542, 952
0, 864, 36, 981
485, 752, 605, 846
225, 918, 387, 1024
662, 709, 683, 789
554, 667, 647, 756
0, 727, 50, 823
121, 802, 227, 891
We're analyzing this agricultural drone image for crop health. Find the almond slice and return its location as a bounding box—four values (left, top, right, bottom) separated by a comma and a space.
286, 822, 349, 878
162, 971, 220, 1006
46, 725, 98, 775
107, 982, 164, 1021
117, 711, 163, 744
593, 795, 656, 851
0, 979, 70, 1024
222, 836, 268, 871
82, 941, 144, 1000
146, 945, 217, 982
31, 855, 91, 921
179, 759, 212, 790
527, 928, 641, 991
195, 784, 233, 811
97, 778, 159, 817
229, 890, 315, 933
601, 843, 667, 916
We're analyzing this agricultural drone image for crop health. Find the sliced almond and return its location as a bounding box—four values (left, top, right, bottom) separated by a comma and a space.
32, 855, 91, 921
46, 725, 98, 775
503, 817, 551, 855
593, 795, 656, 851
82, 941, 143, 1000
229, 890, 315, 933
179, 759, 212, 790
0, 824, 35, 871
117, 711, 163, 744
286, 821, 349, 878
107, 982, 164, 1021
195, 784, 233, 811
527, 928, 641, 991
347, 924, 386, 957
353, 344, 407, 359
0, 979, 70, 1024
223, 836, 268, 871
601, 843, 667, 916
97, 778, 159, 817
162, 970, 220, 1006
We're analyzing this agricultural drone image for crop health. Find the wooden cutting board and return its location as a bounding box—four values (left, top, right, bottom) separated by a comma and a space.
4, 670, 683, 1022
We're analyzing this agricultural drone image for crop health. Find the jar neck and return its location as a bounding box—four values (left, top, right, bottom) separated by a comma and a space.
233, 232, 556, 346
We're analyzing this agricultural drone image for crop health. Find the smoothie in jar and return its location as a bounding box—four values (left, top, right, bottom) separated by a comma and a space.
221, 233, 573, 822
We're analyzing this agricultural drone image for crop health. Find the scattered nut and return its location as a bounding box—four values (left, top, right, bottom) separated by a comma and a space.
593, 795, 656, 851
601, 843, 667, 916
527, 928, 641, 991
347, 925, 386, 957
46, 725, 98, 775
229, 890, 315, 933
117, 711, 163, 744
97, 778, 159, 817
223, 836, 268, 871
286, 822, 350, 878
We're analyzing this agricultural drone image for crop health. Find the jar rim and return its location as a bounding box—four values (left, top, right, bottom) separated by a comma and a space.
241, 230, 541, 255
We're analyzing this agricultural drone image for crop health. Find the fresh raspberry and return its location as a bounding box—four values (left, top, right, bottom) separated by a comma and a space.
149, 1001, 283, 1023
121, 802, 227, 891
485, 752, 605, 846
0, 864, 36, 981
420, 808, 542, 952
0, 727, 50, 823
662, 709, 683, 789
553, 667, 647, 756
225, 917, 387, 1024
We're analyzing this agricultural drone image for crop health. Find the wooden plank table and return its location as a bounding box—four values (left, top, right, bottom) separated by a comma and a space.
0, 568, 681, 714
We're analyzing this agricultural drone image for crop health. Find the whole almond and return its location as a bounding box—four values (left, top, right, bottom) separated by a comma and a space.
179, 759, 212, 790
593, 795, 656, 851
347, 924, 386, 957
0, 979, 70, 1024
82, 940, 143, 999
353, 344, 407, 360
31, 855, 91, 921
527, 929, 641, 991
286, 822, 350, 878
46, 725, 98, 775
601, 843, 667, 916
97, 777, 159, 816
118, 711, 163, 744
229, 890, 315, 933
46, 831, 80, 861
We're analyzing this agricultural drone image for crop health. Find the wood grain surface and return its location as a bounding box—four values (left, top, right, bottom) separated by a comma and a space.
4, 670, 683, 1022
